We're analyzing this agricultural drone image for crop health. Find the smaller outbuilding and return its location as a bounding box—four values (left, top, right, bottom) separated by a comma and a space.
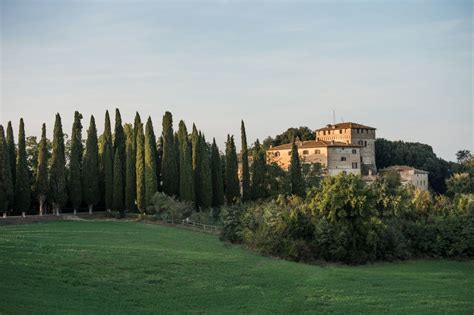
379, 165, 429, 191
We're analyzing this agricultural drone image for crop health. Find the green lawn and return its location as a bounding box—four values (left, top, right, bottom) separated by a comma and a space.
0, 221, 473, 314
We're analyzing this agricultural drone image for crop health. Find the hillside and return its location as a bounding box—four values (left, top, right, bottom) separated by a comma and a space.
0, 220, 473, 313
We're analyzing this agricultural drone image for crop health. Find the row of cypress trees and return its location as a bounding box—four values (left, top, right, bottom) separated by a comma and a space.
0, 109, 307, 216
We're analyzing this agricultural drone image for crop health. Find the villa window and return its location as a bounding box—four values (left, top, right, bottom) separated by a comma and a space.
302, 150, 309, 155
352, 149, 357, 154
315, 149, 321, 154
364, 141, 367, 147
352, 162, 358, 169
341, 157, 346, 161
275, 152, 280, 157
288, 151, 291, 156
339, 130, 342, 134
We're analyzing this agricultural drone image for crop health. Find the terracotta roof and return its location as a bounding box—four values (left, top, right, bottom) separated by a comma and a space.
316, 122, 376, 131
267, 140, 362, 151
380, 165, 429, 174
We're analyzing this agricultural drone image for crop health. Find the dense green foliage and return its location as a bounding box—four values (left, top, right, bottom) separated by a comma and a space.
82, 116, 100, 213
222, 173, 474, 264
191, 125, 201, 207
49, 114, 68, 212
35, 124, 49, 215
263, 126, 315, 148
14, 119, 30, 214
240, 121, 250, 202
225, 135, 240, 204
375, 138, 450, 193
1, 221, 472, 314
69, 111, 83, 211
211, 139, 224, 208
161, 112, 179, 196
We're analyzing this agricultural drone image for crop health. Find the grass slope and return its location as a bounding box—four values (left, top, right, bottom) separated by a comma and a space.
0, 220, 473, 314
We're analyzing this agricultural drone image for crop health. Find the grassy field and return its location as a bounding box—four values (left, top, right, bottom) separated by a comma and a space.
0, 220, 473, 314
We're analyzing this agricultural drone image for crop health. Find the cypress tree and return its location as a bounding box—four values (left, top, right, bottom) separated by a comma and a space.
104, 142, 113, 211
225, 135, 240, 204
35, 124, 49, 215
69, 111, 83, 215
125, 124, 136, 212
251, 139, 268, 200
198, 135, 212, 209
6, 122, 16, 186
15, 119, 30, 215
100, 111, 113, 211
290, 139, 305, 197
191, 125, 201, 207
241, 120, 250, 202
156, 137, 163, 192
83, 116, 100, 215
145, 117, 158, 205
211, 138, 224, 207
135, 122, 146, 213
178, 121, 194, 202
0, 125, 11, 216
50, 114, 67, 215
112, 148, 124, 216
0, 125, 13, 216
161, 111, 179, 196
6, 121, 15, 210
113, 108, 126, 205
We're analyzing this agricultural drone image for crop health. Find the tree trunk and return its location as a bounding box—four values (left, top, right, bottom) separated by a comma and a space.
88, 204, 93, 215
2, 212, 6, 218
56, 206, 60, 216
22, 212, 26, 218
107, 208, 111, 213
39, 197, 45, 216
73, 209, 77, 216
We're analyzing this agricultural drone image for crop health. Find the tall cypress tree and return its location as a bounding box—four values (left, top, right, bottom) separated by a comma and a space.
161, 111, 179, 196
15, 119, 30, 215
211, 138, 224, 207
225, 135, 240, 204
35, 124, 49, 215
251, 139, 268, 200
198, 135, 212, 209
124, 124, 136, 212
0, 125, 13, 216
112, 148, 124, 216
241, 120, 250, 202
191, 125, 201, 207
144, 117, 158, 205
135, 122, 146, 213
50, 114, 67, 215
69, 111, 83, 215
0, 125, 11, 216
6, 121, 15, 209
178, 121, 194, 202
104, 142, 113, 211
113, 108, 126, 206
100, 111, 113, 211
290, 140, 305, 197
83, 116, 100, 215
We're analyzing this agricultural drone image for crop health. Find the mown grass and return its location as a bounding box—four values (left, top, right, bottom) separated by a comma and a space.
0, 220, 473, 314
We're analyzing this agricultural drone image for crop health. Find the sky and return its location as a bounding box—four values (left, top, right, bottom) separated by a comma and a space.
0, 0, 472, 161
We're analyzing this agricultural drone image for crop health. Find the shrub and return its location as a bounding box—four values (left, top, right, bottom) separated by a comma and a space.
150, 192, 193, 222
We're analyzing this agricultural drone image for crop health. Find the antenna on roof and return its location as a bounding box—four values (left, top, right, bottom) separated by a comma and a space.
341, 116, 344, 122
333, 110, 335, 125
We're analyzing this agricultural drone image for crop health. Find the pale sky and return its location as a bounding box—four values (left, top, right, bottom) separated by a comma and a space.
1, 0, 472, 161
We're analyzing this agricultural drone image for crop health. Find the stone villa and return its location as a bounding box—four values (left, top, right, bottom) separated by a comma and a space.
266, 122, 376, 176
266, 122, 429, 190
